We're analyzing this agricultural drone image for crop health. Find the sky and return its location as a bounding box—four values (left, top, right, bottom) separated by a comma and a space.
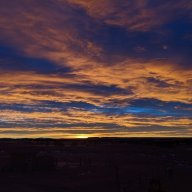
0, 0, 191, 138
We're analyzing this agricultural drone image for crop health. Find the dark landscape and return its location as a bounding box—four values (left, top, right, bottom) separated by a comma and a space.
0, 138, 191, 192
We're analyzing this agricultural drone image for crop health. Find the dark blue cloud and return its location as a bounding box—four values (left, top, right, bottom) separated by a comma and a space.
163, 19, 192, 69
1, 98, 191, 119
65, 83, 133, 96
91, 15, 192, 67
0, 103, 53, 113
0, 44, 72, 74
40, 100, 97, 111
93, 25, 167, 62
146, 77, 171, 88
92, 98, 192, 117
0, 101, 99, 113
126, 99, 192, 117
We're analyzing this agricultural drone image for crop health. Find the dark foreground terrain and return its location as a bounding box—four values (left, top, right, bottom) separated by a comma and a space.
0, 138, 191, 192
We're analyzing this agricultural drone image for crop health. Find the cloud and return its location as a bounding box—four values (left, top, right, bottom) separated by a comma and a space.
0, 0, 191, 137
68, 0, 192, 31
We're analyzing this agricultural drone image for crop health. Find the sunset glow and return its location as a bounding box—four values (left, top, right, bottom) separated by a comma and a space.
75, 134, 89, 139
